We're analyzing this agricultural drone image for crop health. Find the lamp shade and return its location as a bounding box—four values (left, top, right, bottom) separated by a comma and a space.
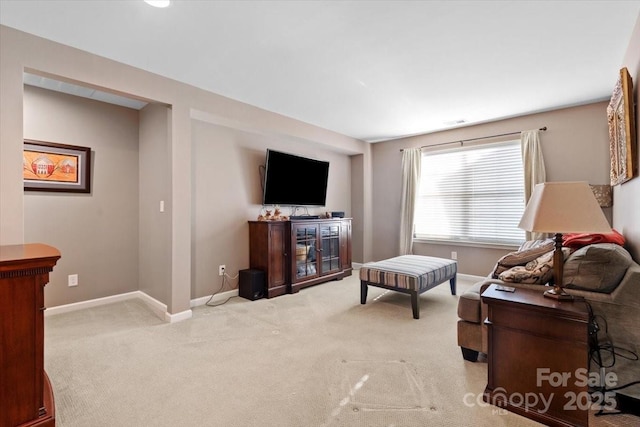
518, 182, 612, 234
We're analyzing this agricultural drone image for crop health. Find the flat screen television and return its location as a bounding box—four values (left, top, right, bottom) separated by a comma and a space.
262, 149, 330, 206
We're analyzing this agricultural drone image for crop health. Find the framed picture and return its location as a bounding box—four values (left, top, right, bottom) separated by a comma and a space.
23, 140, 92, 193
607, 67, 637, 185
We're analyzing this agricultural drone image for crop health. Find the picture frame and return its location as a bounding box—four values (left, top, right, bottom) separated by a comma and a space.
23, 139, 92, 193
607, 67, 637, 186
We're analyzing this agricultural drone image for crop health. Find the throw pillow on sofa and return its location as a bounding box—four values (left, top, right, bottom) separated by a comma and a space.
491, 240, 554, 278
563, 243, 632, 293
498, 249, 556, 284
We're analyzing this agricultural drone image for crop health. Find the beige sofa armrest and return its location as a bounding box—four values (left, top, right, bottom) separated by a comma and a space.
563, 262, 640, 308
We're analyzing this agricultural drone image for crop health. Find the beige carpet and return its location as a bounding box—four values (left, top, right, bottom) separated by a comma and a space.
44, 274, 638, 426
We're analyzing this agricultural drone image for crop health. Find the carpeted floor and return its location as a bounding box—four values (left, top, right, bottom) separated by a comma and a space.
44, 273, 639, 426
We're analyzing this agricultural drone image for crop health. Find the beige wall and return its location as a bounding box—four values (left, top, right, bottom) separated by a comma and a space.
614, 14, 640, 261
191, 120, 352, 299
0, 25, 368, 315
350, 155, 365, 263
350, 144, 374, 264
371, 102, 612, 276
139, 104, 172, 304
23, 86, 140, 306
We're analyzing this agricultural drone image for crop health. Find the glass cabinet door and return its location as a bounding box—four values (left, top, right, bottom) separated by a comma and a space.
320, 224, 340, 274
294, 225, 318, 280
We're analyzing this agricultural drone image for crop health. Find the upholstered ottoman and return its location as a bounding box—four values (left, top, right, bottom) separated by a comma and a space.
360, 255, 457, 319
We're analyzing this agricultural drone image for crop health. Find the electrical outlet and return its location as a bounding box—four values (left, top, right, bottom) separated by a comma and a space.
218, 265, 226, 276
68, 274, 79, 287
451, 251, 458, 260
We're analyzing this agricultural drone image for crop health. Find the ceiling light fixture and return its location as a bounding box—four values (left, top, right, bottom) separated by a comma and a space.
144, 0, 171, 8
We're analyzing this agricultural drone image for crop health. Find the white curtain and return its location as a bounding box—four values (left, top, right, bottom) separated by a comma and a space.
399, 148, 421, 255
521, 130, 546, 240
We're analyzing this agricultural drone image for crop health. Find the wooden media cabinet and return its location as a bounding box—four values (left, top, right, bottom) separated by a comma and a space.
248, 218, 352, 298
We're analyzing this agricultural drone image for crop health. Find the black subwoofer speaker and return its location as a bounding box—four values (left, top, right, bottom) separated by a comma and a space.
239, 269, 265, 301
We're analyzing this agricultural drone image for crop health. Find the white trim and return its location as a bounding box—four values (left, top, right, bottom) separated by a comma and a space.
190, 289, 238, 308
44, 290, 196, 323
136, 291, 169, 320
45, 291, 141, 317
164, 309, 193, 323
351, 262, 363, 270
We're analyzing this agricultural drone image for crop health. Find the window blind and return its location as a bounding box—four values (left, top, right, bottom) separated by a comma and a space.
414, 140, 526, 246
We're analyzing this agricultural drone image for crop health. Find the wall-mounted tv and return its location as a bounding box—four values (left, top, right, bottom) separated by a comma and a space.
262, 149, 330, 206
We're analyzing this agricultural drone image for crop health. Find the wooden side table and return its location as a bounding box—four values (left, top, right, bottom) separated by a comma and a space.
481, 284, 590, 427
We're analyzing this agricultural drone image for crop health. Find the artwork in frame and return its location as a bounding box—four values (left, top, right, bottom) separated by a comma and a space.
607, 67, 637, 186
23, 140, 92, 193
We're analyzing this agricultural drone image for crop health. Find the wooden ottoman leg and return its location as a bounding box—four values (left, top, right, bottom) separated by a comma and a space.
411, 291, 419, 319
450, 276, 457, 295
360, 281, 368, 304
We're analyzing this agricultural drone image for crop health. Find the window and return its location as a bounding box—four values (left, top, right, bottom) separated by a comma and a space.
414, 140, 526, 246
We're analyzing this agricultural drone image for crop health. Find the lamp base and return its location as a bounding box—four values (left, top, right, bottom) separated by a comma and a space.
544, 286, 574, 301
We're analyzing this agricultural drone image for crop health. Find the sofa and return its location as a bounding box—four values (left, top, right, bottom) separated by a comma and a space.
457, 240, 640, 399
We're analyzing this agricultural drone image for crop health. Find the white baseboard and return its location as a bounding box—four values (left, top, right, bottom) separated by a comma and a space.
165, 309, 193, 323
352, 262, 363, 270
44, 290, 206, 323
44, 274, 481, 322
45, 291, 141, 317
137, 291, 170, 320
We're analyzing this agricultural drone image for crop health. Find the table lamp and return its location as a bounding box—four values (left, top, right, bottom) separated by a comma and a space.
518, 182, 612, 300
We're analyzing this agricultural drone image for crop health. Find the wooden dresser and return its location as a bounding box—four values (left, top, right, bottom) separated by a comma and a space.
0, 244, 60, 427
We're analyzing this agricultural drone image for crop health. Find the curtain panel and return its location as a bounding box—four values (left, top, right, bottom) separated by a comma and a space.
399, 148, 421, 255
521, 129, 547, 240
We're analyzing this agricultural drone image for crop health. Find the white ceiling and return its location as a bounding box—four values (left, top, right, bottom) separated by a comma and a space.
1, 1, 639, 142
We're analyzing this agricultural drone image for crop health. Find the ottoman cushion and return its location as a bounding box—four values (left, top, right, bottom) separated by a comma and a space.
360, 255, 457, 319
359, 255, 457, 292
